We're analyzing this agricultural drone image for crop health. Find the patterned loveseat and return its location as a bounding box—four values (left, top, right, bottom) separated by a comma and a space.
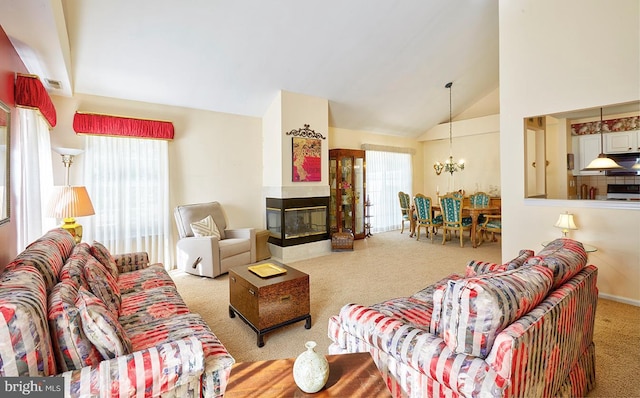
328, 238, 598, 397
0, 229, 234, 397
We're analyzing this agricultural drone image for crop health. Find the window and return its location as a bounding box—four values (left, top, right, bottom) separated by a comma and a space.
83, 135, 171, 266
365, 150, 412, 232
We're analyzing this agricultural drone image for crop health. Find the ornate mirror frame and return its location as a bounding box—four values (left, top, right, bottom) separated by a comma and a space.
0, 99, 10, 225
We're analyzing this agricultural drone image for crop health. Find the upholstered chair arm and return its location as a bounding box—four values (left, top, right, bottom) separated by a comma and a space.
61, 337, 205, 397
114, 252, 150, 274
337, 304, 506, 397
225, 228, 256, 263
176, 236, 221, 277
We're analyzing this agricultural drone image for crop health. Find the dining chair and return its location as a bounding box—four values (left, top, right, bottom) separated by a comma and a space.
479, 214, 502, 245
398, 191, 412, 235
413, 194, 443, 242
469, 191, 491, 224
439, 194, 472, 247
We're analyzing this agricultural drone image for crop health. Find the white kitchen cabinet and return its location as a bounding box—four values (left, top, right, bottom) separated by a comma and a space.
605, 130, 640, 153
573, 134, 604, 176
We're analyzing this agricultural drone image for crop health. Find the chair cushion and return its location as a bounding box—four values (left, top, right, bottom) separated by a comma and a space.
90, 241, 119, 278
48, 280, 103, 371
219, 238, 251, 259
437, 265, 554, 358
190, 215, 221, 239
76, 287, 132, 359
523, 238, 587, 288
84, 257, 121, 316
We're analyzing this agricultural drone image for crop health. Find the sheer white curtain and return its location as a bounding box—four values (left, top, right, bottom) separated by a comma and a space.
365, 150, 412, 233
83, 135, 172, 267
15, 108, 55, 250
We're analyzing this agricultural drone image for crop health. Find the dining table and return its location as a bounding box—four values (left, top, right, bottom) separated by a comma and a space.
431, 204, 501, 248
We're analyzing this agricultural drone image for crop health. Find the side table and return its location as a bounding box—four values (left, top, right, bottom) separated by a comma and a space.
255, 229, 271, 261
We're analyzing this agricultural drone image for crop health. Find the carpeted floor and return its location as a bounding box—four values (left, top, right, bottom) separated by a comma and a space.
171, 230, 640, 397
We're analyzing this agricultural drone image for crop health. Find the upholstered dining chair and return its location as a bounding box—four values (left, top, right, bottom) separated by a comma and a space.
398, 191, 412, 235
479, 214, 502, 245
439, 194, 472, 247
469, 191, 491, 224
174, 201, 256, 278
413, 194, 443, 242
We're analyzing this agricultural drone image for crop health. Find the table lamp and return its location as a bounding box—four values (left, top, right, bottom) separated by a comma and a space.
46, 148, 95, 243
554, 211, 577, 237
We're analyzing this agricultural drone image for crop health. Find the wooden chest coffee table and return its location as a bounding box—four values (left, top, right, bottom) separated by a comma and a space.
229, 262, 311, 347
224, 352, 392, 397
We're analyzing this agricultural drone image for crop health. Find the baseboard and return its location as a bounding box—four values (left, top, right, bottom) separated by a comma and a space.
598, 292, 640, 307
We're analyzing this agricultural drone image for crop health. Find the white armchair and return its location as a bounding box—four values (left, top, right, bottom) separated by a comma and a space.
174, 201, 256, 278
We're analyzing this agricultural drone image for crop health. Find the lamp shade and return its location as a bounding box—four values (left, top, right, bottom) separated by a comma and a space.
46, 186, 95, 218
554, 212, 577, 237
582, 154, 625, 171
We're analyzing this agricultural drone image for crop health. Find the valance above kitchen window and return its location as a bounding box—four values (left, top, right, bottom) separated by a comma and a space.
73, 111, 174, 140
14, 73, 57, 128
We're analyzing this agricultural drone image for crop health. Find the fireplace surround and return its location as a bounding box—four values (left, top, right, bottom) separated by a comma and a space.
266, 197, 330, 247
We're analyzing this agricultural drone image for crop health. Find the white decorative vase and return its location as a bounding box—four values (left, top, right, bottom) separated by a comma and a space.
292, 341, 329, 393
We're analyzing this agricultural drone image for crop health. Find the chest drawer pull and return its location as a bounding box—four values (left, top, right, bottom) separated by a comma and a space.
281, 295, 291, 302
249, 288, 256, 296
231, 276, 236, 283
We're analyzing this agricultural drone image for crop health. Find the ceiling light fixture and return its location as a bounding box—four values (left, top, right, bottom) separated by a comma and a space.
582, 108, 624, 171
434, 82, 465, 176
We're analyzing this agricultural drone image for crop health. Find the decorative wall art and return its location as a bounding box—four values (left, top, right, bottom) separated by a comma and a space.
287, 124, 326, 182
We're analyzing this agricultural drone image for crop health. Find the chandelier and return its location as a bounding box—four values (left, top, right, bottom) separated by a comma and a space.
434, 82, 465, 176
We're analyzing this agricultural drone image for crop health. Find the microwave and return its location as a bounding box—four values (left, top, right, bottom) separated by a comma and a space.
605, 152, 640, 176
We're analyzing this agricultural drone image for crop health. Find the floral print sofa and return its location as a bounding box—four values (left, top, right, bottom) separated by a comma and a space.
328, 238, 598, 397
0, 229, 234, 397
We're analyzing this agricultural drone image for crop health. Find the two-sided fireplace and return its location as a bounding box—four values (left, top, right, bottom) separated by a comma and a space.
266, 197, 330, 247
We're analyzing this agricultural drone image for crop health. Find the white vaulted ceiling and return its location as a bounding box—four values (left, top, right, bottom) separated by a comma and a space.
0, 0, 499, 138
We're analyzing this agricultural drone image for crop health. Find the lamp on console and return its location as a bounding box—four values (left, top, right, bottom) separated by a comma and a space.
46, 148, 95, 243
554, 211, 577, 238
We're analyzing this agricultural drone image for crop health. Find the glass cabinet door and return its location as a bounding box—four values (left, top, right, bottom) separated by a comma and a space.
329, 149, 366, 239
354, 156, 364, 235
340, 157, 353, 232
329, 158, 337, 231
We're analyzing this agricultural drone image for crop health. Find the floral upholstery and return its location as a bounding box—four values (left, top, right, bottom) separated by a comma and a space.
76, 287, 132, 359
398, 191, 413, 234
439, 194, 472, 247
83, 256, 121, 315
48, 280, 103, 371
328, 238, 598, 397
413, 194, 443, 242
469, 192, 490, 223
523, 238, 587, 288
0, 228, 234, 398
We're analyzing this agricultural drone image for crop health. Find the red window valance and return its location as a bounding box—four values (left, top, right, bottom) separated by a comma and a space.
14, 73, 57, 128
73, 112, 174, 140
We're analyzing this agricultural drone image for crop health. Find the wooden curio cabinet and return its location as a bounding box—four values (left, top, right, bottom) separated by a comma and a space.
329, 149, 366, 239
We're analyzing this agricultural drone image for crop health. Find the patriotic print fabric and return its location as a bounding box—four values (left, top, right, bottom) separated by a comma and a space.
0, 229, 234, 397
328, 238, 598, 397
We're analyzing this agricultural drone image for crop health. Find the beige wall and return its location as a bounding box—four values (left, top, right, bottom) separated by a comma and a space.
500, 0, 640, 304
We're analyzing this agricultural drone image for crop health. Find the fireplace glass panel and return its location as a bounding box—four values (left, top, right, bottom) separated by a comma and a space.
266, 197, 330, 247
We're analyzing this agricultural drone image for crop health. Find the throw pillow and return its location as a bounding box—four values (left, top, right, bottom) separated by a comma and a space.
439, 265, 554, 358
523, 238, 587, 288
48, 280, 103, 371
464, 260, 504, 277
84, 256, 121, 316
76, 287, 132, 360
190, 215, 221, 238
505, 249, 535, 271
90, 241, 119, 279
